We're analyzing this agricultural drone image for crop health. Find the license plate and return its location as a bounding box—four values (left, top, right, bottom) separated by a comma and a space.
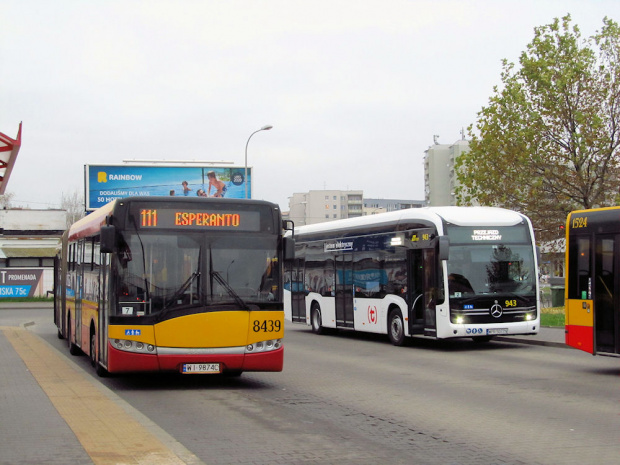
487, 328, 509, 335
181, 363, 221, 374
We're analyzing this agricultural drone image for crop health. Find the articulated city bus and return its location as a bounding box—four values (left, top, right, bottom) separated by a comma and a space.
565, 207, 620, 357
54, 196, 294, 376
285, 207, 540, 345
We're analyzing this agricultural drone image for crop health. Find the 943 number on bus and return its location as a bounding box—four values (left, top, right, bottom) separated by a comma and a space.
253, 319, 281, 333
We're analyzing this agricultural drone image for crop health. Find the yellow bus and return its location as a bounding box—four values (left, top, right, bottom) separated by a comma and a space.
54, 196, 294, 376
565, 207, 620, 357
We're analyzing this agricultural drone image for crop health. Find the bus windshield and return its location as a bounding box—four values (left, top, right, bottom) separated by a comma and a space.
115, 230, 280, 315
447, 244, 536, 298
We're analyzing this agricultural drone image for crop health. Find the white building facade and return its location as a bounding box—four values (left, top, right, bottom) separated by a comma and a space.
0, 209, 66, 298
288, 190, 364, 226
424, 138, 470, 207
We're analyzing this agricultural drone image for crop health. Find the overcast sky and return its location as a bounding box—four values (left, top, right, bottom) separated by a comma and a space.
2, 1, 619, 211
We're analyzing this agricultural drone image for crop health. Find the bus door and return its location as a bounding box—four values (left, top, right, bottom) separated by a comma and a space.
290, 258, 306, 323
75, 240, 84, 347
408, 249, 425, 334
335, 254, 354, 328
594, 235, 620, 355
422, 247, 438, 337
98, 252, 110, 368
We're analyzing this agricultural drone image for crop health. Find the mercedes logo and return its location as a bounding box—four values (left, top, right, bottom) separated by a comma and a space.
490, 301, 503, 318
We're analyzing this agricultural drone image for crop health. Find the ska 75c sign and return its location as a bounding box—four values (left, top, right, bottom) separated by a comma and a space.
0, 269, 44, 298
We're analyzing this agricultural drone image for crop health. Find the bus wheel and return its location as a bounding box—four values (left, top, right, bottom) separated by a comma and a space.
68, 316, 80, 356
90, 331, 97, 367
388, 309, 405, 346
96, 364, 109, 378
311, 304, 324, 335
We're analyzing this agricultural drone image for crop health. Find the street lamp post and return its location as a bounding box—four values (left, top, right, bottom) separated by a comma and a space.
244, 125, 273, 199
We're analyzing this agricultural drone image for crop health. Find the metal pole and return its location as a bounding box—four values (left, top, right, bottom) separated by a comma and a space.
244, 125, 273, 199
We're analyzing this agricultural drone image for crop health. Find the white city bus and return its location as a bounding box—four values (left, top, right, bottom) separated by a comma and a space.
284, 207, 540, 345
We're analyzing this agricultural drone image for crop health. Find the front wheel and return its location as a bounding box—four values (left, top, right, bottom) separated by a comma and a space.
68, 315, 80, 356
388, 309, 406, 346
311, 304, 324, 335
90, 331, 97, 367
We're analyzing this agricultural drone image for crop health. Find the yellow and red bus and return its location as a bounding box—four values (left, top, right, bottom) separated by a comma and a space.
565, 207, 620, 357
54, 196, 294, 376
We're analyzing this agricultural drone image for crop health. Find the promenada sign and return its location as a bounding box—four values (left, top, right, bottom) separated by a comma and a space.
0, 269, 44, 298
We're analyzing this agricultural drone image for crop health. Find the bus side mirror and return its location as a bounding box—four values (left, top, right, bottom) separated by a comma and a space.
438, 236, 449, 261
100, 225, 116, 253
283, 219, 294, 232
283, 236, 295, 261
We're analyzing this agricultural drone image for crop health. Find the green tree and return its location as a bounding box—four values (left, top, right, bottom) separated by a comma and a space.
456, 15, 620, 243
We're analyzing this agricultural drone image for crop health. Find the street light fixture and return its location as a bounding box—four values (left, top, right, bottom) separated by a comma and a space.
245, 125, 273, 199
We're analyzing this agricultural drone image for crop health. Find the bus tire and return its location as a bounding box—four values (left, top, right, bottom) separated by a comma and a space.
90, 330, 97, 367
96, 364, 109, 378
311, 303, 324, 335
388, 308, 406, 346
68, 314, 80, 356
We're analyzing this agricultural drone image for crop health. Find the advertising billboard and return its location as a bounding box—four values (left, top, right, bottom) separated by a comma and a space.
85, 164, 251, 211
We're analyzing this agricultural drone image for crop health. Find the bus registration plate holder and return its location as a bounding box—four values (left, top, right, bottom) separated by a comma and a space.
487, 328, 508, 335
182, 363, 221, 374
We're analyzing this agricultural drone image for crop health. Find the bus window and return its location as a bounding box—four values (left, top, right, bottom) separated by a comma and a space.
568, 236, 591, 300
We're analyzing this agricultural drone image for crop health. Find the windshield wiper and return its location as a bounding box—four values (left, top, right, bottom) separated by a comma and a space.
162, 271, 201, 310
156, 246, 202, 320
210, 270, 250, 310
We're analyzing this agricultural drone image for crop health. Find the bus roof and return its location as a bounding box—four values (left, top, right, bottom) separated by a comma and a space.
294, 206, 528, 238
68, 199, 117, 242
68, 196, 283, 242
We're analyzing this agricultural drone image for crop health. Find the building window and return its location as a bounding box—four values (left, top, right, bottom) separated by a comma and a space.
333, 205, 337, 209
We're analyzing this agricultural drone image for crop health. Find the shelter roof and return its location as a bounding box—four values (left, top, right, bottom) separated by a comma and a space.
0, 246, 58, 258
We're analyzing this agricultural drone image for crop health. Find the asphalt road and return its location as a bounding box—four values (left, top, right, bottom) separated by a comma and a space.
4, 307, 620, 465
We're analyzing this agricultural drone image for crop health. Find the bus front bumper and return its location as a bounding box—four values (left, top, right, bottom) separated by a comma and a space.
106, 343, 284, 374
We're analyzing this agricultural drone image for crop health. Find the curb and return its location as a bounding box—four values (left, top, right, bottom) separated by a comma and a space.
495, 336, 568, 349
0, 302, 54, 310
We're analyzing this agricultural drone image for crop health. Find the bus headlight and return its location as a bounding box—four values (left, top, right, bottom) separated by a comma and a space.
456, 316, 465, 324
111, 338, 157, 354
246, 339, 282, 353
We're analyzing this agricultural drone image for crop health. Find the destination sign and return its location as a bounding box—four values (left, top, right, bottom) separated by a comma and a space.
446, 225, 530, 245
137, 208, 261, 231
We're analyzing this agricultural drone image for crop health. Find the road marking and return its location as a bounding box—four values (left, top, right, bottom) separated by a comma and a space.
2, 326, 205, 465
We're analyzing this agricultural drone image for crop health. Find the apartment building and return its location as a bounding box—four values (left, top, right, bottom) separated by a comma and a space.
423, 138, 470, 206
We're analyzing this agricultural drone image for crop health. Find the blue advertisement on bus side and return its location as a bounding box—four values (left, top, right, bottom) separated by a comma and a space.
85, 164, 252, 211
